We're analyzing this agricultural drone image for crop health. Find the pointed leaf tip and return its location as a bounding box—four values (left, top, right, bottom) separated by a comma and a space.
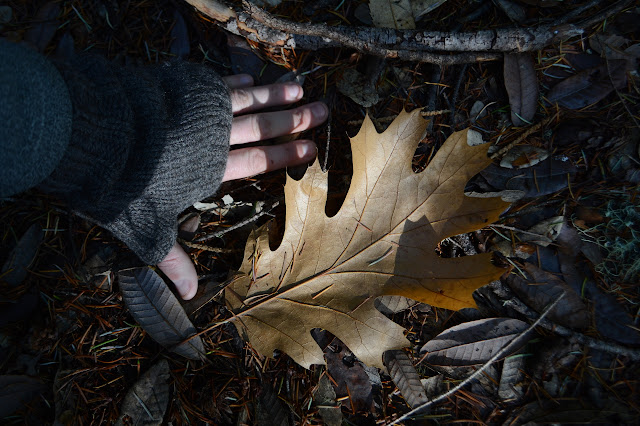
119, 267, 206, 361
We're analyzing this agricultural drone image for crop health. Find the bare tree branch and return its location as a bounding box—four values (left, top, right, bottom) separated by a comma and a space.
183, 0, 634, 64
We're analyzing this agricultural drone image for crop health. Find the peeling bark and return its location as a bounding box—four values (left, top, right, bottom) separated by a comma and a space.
184, 0, 634, 64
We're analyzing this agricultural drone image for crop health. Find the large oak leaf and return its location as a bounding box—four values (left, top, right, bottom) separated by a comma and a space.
224, 109, 510, 369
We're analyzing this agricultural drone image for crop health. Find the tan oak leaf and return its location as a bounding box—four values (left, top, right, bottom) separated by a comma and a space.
224, 109, 510, 369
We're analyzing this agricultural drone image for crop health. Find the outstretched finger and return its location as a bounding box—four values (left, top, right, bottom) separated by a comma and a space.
222, 140, 317, 181
230, 82, 304, 115
222, 74, 254, 89
230, 102, 328, 145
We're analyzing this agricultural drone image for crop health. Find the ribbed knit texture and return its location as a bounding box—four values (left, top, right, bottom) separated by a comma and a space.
40, 54, 232, 264
0, 39, 72, 197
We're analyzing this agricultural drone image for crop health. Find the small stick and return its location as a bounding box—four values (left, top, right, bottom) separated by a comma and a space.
388, 292, 566, 425
194, 200, 279, 243
177, 238, 238, 253
490, 114, 557, 160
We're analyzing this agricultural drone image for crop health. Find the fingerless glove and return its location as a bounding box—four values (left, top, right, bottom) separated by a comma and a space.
40, 52, 232, 264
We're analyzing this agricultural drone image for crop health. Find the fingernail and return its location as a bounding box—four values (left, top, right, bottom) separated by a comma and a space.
297, 141, 316, 159
176, 279, 195, 300
237, 74, 253, 86
286, 84, 301, 100
312, 102, 328, 119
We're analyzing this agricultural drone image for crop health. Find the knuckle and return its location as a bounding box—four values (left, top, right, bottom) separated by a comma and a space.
247, 148, 268, 174
231, 89, 251, 110
251, 115, 264, 140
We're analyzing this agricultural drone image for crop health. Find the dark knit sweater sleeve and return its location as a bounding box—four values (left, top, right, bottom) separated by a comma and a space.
39, 54, 232, 265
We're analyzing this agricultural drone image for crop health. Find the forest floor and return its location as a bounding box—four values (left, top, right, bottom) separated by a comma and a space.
1, 0, 639, 424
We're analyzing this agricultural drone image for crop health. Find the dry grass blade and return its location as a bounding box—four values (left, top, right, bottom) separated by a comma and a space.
383, 350, 428, 408
115, 359, 171, 426
119, 267, 206, 360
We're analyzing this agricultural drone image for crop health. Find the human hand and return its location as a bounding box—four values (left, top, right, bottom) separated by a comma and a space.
157, 74, 328, 300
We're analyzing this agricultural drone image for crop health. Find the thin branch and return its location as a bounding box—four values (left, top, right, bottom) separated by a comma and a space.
388, 292, 567, 425
193, 200, 279, 243
502, 295, 640, 360
184, 0, 634, 63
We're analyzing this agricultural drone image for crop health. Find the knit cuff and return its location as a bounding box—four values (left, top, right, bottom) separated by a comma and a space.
42, 55, 232, 264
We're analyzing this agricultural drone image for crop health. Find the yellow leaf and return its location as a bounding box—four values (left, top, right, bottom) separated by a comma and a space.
224, 109, 510, 369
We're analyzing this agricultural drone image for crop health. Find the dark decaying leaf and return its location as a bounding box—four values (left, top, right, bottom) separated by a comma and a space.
0, 375, 47, 418
592, 292, 640, 346
78, 245, 115, 290
412, 0, 448, 20
24, 2, 60, 52
504, 398, 635, 426
226, 34, 286, 84
504, 53, 538, 126
383, 350, 428, 408
323, 337, 374, 412
420, 318, 529, 366
313, 374, 343, 426
585, 348, 615, 406
497, 351, 526, 403
116, 359, 170, 426
118, 267, 206, 360
1, 224, 42, 287
494, 0, 525, 23
55, 31, 75, 60
227, 34, 265, 82
170, 10, 190, 59
256, 383, 290, 426
555, 226, 640, 345
0, 6, 12, 26
546, 60, 628, 109
422, 374, 445, 398
480, 156, 576, 199
506, 263, 589, 329
181, 280, 224, 316
0, 287, 39, 327
336, 68, 379, 107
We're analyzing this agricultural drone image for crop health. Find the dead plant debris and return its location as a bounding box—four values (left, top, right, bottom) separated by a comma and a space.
1, 0, 639, 424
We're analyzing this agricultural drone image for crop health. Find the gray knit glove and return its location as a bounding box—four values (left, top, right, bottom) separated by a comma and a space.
40, 54, 232, 264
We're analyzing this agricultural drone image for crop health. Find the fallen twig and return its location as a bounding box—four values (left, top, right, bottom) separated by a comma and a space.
183, 0, 634, 64
389, 292, 567, 425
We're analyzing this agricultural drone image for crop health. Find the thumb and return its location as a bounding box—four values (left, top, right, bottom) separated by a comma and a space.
157, 242, 198, 300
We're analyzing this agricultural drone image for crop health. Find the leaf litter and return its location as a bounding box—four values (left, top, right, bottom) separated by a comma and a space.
2, 0, 640, 424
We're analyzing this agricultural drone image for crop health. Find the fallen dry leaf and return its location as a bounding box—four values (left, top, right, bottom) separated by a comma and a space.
503, 53, 539, 126
116, 360, 170, 426
119, 267, 206, 360
420, 318, 529, 366
369, 0, 415, 29
384, 350, 427, 408
224, 109, 510, 369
